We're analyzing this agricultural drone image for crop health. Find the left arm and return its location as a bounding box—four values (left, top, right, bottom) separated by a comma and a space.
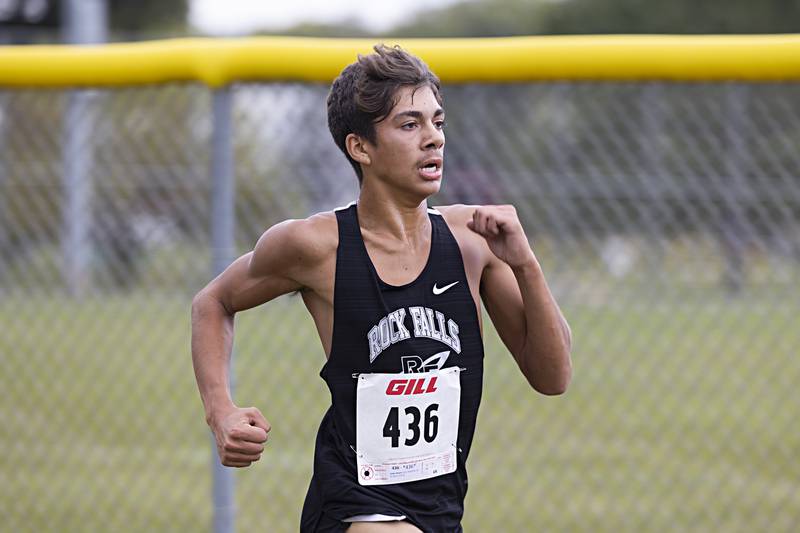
469, 205, 572, 395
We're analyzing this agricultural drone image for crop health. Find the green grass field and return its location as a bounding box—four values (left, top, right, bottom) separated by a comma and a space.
2, 290, 799, 532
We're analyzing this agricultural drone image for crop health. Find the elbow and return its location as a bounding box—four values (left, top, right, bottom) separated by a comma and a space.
191, 290, 209, 320
191, 287, 213, 305
533, 373, 571, 396
524, 348, 572, 396
191, 290, 203, 311
191, 287, 232, 322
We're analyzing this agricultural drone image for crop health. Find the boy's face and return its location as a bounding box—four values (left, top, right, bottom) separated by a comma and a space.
362, 85, 445, 198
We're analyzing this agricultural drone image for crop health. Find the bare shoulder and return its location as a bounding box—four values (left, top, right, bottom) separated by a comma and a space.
250, 210, 338, 278
434, 204, 493, 264
434, 204, 484, 243
434, 204, 475, 221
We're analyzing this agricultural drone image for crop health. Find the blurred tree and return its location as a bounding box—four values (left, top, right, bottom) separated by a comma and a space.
391, 0, 800, 37
109, 0, 187, 34
542, 0, 800, 34
390, 0, 548, 37
259, 18, 371, 38
1, 0, 189, 39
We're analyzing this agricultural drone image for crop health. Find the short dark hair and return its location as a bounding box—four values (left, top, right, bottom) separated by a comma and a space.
327, 44, 443, 183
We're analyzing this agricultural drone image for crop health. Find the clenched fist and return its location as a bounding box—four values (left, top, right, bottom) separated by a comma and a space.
210, 406, 270, 468
467, 205, 536, 268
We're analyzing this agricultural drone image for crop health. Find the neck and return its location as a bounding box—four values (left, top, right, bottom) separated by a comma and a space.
357, 181, 430, 241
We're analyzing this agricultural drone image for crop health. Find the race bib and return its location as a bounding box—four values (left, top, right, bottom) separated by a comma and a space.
355, 367, 461, 486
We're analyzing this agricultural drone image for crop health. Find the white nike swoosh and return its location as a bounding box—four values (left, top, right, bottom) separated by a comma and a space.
421, 350, 451, 369
432, 281, 459, 295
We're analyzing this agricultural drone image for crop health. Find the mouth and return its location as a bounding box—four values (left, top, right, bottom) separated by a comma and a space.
418, 157, 443, 180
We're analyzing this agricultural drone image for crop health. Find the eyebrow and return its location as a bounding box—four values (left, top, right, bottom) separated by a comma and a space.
392, 108, 445, 121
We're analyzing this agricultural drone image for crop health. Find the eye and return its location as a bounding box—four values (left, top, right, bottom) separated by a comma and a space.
435, 120, 446, 129
401, 122, 418, 130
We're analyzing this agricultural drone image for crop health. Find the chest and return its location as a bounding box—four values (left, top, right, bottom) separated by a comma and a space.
362, 234, 432, 287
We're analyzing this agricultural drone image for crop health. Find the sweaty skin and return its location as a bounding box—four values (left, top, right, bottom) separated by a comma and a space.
191, 85, 572, 531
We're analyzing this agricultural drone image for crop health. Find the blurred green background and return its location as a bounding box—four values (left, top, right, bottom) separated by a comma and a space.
2, 1, 800, 532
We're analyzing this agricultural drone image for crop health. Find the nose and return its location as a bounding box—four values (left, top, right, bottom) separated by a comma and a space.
422, 121, 445, 151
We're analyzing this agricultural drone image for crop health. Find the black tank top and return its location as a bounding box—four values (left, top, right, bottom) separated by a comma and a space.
301, 203, 484, 533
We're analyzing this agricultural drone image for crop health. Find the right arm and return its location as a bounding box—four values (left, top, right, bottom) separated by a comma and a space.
191, 218, 323, 467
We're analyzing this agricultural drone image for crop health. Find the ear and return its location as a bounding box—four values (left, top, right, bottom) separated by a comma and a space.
345, 133, 371, 166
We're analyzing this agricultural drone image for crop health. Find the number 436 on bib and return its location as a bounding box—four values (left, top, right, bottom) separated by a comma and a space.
355, 367, 461, 486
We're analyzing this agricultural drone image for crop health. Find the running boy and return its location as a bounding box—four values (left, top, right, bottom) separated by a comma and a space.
191, 44, 572, 532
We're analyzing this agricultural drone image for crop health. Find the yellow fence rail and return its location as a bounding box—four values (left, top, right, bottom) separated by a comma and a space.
1, 34, 799, 87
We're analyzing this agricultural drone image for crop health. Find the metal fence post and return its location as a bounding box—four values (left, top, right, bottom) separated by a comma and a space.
211, 85, 236, 533
62, 91, 94, 296
61, 0, 107, 296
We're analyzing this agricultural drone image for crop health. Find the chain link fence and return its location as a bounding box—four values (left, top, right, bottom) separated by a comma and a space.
1, 81, 799, 532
